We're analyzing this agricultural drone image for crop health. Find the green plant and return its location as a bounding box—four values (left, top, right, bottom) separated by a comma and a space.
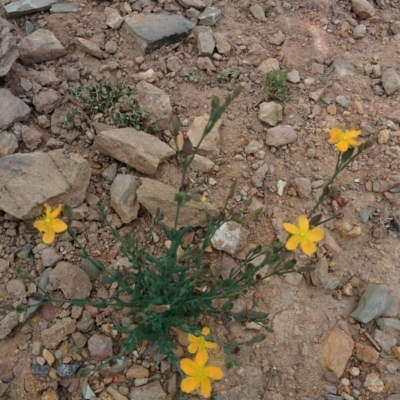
216, 70, 237, 83
263, 70, 290, 102
182, 72, 196, 82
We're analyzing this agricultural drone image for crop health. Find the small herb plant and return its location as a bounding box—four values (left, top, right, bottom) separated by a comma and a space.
263, 70, 291, 102
62, 81, 147, 131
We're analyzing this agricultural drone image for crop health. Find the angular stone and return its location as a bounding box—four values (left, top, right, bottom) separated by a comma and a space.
197, 56, 216, 71
382, 68, 400, 96
18, 29, 66, 65
105, 7, 124, 29
126, 364, 149, 379
178, 0, 205, 9
258, 102, 283, 127
40, 247, 62, 267
166, 56, 182, 72
21, 125, 44, 150
129, 381, 166, 400
110, 174, 140, 224
211, 221, 249, 255
75, 38, 104, 59
0, 150, 91, 219
374, 329, 396, 352
351, 284, 393, 323
265, 125, 297, 147
132, 69, 158, 83
245, 140, 263, 154
0, 132, 18, 157
252, 163, 269, 188
269, 31, 285, 45
5, 0, 58, 17
94, 127, 174, 175
124, 13, 195, 54
376, 317, 400, 331
50, 3, 80, 13
355, 343, 379, 364
41, 318, 76, 349
258, 58, 280, 75
88, 334, 113, 361
292, 177, 312, 199
198, 7, 222, 26
0, 89, 30, 130
0, 312, 19, 340
197, 31, 215, 56
364, 373, 384, 393
49, 262, 92, 299
287, 69, 300, 83
33, 89, 61, 114
213, 32, 231, 55
353, 24, 366, 38
186, 114, 222, 158
351, 0, 375, 19
190, 154, 215, 173
327, 59, 354, 80
249, 4, 266, 21
0, 18, 19, 77
135, 81, 172, 130
319, 327, 354, 378
136, 178, 218, 228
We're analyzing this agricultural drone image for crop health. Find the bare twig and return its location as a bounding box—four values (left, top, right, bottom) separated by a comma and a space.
262, 365, 276, 400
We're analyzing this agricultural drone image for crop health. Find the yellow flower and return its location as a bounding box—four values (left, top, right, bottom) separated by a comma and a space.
180, 351, 224, 398
34, 203, 67, 244
188, 327, 217, 355
283, 215, 324, 255
328, 128, 362, 152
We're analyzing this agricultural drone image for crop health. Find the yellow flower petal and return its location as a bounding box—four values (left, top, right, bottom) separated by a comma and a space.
283, 223, 299, 235
195, 350, 208, 367
308, 227, 324, 242
188, 333, 197, 343
44, 203, 52, 217
187, 343, 198, 354
181, 377, 199, 394
52, 219, 67, 233
42, 229, 55, 244
298, 215, 309, 232
336, 141, 349, 152
347, 137, 362, 146
180, 358, 197, 376
33, 219, 47, 232
201, 327, 210, 335
200, 377, 212, 398
205, 341, 218, 349
204, 366, 224, 380
329, 128, 342, 142
50, 204, 63, 219
347, 130, 361, 138
300, 240, 316, 255
286, 235, 300, 251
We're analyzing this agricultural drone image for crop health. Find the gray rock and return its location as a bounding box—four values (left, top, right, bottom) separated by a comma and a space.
287, 69, 300, 83
0, 150, 91, 219
198, 7, 222, 26
88, 334, 113, 361
94, 127, 174, 175
0, 132, 18, 157
41, 318, 76, 349
245, 140, 263, 154
82, 258, 100, 281
388, 395, 400, 400
25, 21, 34, 35
211, 221, 249, 255
197, 56, 216, 71
135, 81, 172, 130
187, 114, 222, 158
376, 317, 400, 331
382, 68, 400, 96
5, 0, 58, 17
269, 31, 285, 46
285, 273, 303, 286
309, 88, 325, 102
186, 8, 201, 18
351, 0, 375, 19
32, 364, 50, 376
374, 329, 396, 352
136, 178, 218, 228
74, 37, 104, 59
352, 24, 366, 38
0, 312, 19, 340
166, 56, 182, 72
0, 89, 30, 130
310, 257, 341, 290
0, 18, 19, 77
50, 3, 80, 12
40, 247, 62, 267
190, 154, 215, 172
21, 125, 44, 150
336, 96, 349, 109
130, 381, 166, 400
110, 174, 140, 224
292, 177, 312, 199
214, 32, 231, 55
33, 89, 61, 114
105, 7, 124, 29
391, 21, 400, 35
251, 163, 269, 188
49, 262, 92, 299
265, 125, 297, 147
57, 363, 80, 378
197, 31, 215, 56
351, 284, 393, 323
327, 59, 354, 80
100, 356, 132, 376
249, 4, 266, 21
178, 0, 205, 9
6, 279, 26, 301
102, 163, 117, 183
259, 102, 283, 127
124, 12, 195, 54
18, 29, 66, 65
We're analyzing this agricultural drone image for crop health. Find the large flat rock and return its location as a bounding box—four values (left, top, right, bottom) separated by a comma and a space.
0, 150, 91, 219
124, 12, 194, 54
136, 178, 218, 228
0, 89, 30, 130
5, 0, 58, 17
0, 18, 19, 77
94, 127, 174, 175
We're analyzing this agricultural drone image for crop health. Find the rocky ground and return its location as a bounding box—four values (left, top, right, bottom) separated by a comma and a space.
1, 0, 400, 399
